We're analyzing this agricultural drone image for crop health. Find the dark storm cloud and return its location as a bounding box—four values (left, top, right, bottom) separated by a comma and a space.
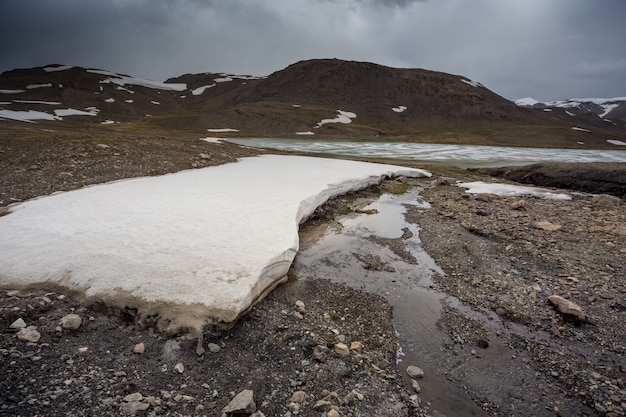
0, 0, 624, 100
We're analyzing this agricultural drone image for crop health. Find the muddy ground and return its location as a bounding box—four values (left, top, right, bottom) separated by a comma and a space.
0, 128, 625, 416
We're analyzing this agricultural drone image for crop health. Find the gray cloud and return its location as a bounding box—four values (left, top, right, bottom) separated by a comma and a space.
0, 0, 624, 100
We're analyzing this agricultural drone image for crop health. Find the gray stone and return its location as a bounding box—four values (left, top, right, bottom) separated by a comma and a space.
334, 343, 350, 355
406, 365, 424, 378
10, 318, 26, 329
290, 390, 307, 403
124, 392, 144, 402
133, 343, 145, 354
591, 194, 620, 207
120, 401, 150, 415
162, 339, 181, 361
411, 379, 422, 393
208, 343, 221, 353
59, 313, 82, 330
174, 362, 184, 374
223, 389, 256, 414
295, 300, 305, 313
17, 327, 41, 343
313, 400, 332, 411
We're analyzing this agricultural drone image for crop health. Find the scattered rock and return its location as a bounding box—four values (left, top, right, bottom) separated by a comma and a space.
327, 409, 340, 417
313, 399, 332, 411
435, 176, 453, 186
313, 345, 331, 362
591, 194, 621, 207
59, 313, 82, 330
548, 295, 587, 322
411, 379, 421, 393
162, 339, 181, 361
133, 343, 145, 354
10, 318, 26, 329
207, 342, 221, 353
334, 342, 350, 355
406, 365, 424, 379
124, 392, 144, 402
295, 300, 306, 313
17, 326, 41, 343
290, 391, 307, 403
510, 200, 528, 211
349, 341, 363, 352
534, 221, 561, 231
174, 362, 184, 374
223, 389, 256, 414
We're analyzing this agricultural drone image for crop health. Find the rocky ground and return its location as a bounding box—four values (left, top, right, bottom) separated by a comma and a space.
409, 169, 625, 416
0, 128, 625, 416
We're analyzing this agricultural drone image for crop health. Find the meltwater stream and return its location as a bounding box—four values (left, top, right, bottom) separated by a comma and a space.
291, 187, 488, 416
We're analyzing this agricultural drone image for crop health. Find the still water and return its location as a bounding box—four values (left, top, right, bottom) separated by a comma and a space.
227, 138, 626, 166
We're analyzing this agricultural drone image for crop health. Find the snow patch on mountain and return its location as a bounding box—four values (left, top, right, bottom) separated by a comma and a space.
392, 106, 407, 113
316, 110, 357, 127
191, 84, 216, 95
87, 69, 187, 92
460, 78, 483, 88
0, 109, 59, 122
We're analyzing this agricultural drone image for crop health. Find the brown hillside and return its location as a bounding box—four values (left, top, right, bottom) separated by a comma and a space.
1, 60, 625, 148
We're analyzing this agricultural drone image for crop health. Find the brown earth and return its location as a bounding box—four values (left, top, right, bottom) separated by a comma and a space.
0, 128, 625, 416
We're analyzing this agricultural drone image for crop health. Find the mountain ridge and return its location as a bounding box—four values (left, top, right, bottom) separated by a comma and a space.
1, 59, 625, 149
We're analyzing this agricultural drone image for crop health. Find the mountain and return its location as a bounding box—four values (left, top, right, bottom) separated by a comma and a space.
515, 97, 626, 132
1, 60, 625, 148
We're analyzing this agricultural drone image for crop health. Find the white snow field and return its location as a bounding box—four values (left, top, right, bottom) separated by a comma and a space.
0, 155, 430, 333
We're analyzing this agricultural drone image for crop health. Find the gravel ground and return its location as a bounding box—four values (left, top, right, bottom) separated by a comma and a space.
1, 127, 624, 416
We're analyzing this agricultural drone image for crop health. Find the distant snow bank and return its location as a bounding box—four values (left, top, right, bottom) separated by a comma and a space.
457, 181, 571, 200
0, 155, 430, 333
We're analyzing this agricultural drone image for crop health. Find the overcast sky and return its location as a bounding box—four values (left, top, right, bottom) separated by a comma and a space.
1, 0, 625, 101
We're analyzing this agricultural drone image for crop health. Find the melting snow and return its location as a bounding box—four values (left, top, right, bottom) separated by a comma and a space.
296, 131, 315, 135
457, 181, 571, 200
14, 100, 61, 105
460, 78, 482, 88
392, 106, 407, 113
0, 89, 25, 94
571, 127, 590, 132
316, 110, 357, 127
0, 109, 59, 123
87, 69, 187, 92
101, 120, 116, 125
214, 77, 232, 83
26, 83, 52, 89
125, 99, 134, 103
54, 108, 98, 117
151, 101, 160, 105
0, 155, 430, 333
191, 84, 216, 95
514, 97, 539, 106
207, 128, 239, 132
200, 137, 223, 143
104, 98, 115, 103
608, 140, 626, 146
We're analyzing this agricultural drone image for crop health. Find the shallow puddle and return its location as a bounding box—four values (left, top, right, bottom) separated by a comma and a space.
292, 187, 487, 416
